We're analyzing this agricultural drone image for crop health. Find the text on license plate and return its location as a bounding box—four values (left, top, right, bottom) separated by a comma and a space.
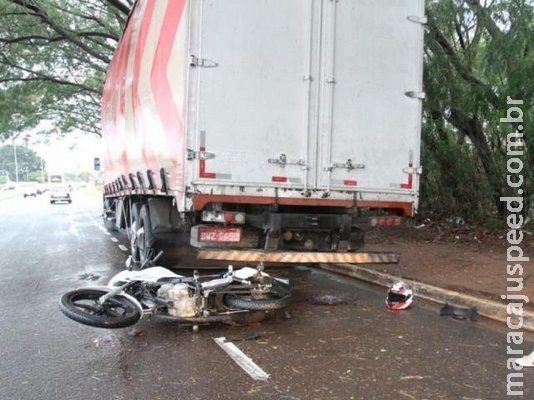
198, 227, 241, 243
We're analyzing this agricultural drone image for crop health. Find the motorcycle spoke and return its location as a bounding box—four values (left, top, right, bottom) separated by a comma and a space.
102, 305, 128, 318
72, 297, 129, 318
60, 288, 142, 329
72, 300, 102, 315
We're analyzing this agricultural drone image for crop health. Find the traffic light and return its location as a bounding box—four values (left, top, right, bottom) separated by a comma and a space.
94, 157, 101, 171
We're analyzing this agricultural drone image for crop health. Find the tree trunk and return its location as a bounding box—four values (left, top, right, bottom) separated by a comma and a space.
448, 109, 506, 215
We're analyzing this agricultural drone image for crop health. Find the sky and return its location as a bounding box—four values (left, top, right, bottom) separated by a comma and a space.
2, 118, 103, 178
25, 133, 103, 175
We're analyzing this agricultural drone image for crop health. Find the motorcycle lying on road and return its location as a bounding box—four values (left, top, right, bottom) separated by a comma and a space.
59, 253, 291, 330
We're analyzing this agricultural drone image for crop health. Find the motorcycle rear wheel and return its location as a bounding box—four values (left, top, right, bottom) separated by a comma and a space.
223, 281, 291, 311
59, 288, 141, 329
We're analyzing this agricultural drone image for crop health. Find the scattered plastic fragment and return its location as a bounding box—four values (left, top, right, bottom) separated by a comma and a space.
129, 328, 145, 337
439, 303, 478, 321
309, 293, 352, 305
78, 272, 100, 281
224, 332, 261, 342
516, 350, 534, 367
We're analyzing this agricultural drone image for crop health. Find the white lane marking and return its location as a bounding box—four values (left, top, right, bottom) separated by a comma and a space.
68, 209, 79, 238
214, 337, 269, 381
79, 209, 109, 235
78, 209, 125, 251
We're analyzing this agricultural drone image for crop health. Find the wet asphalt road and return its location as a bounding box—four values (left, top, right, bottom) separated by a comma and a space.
1, 189, 533, 400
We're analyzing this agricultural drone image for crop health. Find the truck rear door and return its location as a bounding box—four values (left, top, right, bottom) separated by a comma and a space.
188, 0, 424, 200
316, 0, 425, 194
188, 0, 313, 189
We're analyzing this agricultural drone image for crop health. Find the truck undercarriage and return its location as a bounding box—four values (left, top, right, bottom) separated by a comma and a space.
103, 191, 404, 266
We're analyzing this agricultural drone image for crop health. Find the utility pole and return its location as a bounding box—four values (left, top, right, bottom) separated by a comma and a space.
12, 138, 19, 183
40, 158, 45, 183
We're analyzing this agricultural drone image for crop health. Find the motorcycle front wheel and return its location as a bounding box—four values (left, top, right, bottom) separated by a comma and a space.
59, 288, 142, 329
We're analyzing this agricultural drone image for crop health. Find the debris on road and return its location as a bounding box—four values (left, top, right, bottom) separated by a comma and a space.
440, 304, 478, 321
224, 332, 262, 342
309, 292, 353, 305
78, 272, 100, 281
129, 328, 145, 337
516, 350, 534, 367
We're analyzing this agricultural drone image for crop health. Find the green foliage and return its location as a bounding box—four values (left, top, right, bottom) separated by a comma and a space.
420, 125, 494, 221
64, 171, 91, 183
422, 0, 533, 226
0, 0, 531, 229
0, 144, 45, 182
0, 0, 130, 139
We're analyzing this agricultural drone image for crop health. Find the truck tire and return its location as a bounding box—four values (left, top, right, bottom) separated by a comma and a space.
129, 203, 141, 262
138, 204, 157, 267
103, 199, 118, 231
103, 216, 117, 232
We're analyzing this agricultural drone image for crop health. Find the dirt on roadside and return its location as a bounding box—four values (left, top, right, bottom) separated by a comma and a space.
363, 222, 534, 310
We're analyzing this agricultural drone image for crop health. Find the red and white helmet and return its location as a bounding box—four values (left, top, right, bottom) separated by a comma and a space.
385, 281, 414, 310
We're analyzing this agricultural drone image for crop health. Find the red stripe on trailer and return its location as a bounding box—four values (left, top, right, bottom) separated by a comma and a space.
133, 2, 155, 86
112, 19, 134, 119
149, 1, 186, 170
401, 163, 414, 189
132, 0, 156, 167
101, 2, 138, 176
272, 176, 288, 183
343, 180, 358, 186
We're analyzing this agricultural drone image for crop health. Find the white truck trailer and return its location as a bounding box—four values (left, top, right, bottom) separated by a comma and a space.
101, 0, 425, 265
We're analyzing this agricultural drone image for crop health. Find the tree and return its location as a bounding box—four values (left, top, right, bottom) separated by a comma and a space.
0, 144, 45, 182
422, 0, 533, 221
0, 0, 531, 225
0, 0, 132, 140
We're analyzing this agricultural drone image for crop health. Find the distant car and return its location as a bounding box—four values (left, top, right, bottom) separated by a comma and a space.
23, 187, 38, 198
3, 183, 16, 191
50, 187, 72, 204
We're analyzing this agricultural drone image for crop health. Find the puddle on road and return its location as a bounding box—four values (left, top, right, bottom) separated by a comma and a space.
308, 292, 354, 305
73, 263, 116, 282
78, 272, 101, 281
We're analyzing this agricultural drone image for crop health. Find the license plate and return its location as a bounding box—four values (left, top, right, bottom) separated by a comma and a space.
198, 227, 241, 243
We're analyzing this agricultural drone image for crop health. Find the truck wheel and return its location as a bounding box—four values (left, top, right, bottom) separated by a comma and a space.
103, 199, 118, 231
129, 203, 141, 262
103, 217, 117, 232
138, 205, 157, 267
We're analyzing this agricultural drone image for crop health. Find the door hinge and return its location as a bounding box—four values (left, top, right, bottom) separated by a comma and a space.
402, 166, 423, 175
268, 153, 307, 169
405, 90, 426, 100
190, 55, 219, 68
325, 159, 365, 172
407, 15, 428, 25
187, 149, 216, 160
